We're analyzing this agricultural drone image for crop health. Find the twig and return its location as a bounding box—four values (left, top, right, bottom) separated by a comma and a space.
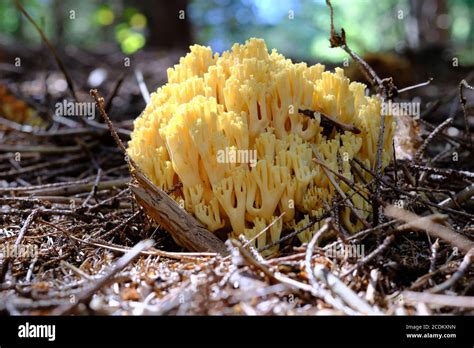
299, 109, 361, 134
313, 264, 381, 314
81, 168, 102, 208
439, 183, 474, 208
305, 220, 332, 287
312, 146, 371, 229
40, 219, 215, 260
15, 0, 77, 100
0, 143, 97, 154
0, 178, 93, 193
372, 112, 386, 227
429, 238, 440, 285
341, 235, 395, 278
105, 72, 126, 114
402, 290, 474, 308
415, 117, 453, 161
27, 178, 129, 196
134, 69, 151, 104
90, 89, 127, 155
94, 210, 140, 240
0, 154, 86, 179
0, 208, 40, 282
60, 261, 93, 281
53, 239, 154, 315
325, 0, 397, 99
231, 239, 356, 314
238, 235, 265, 263
0, 116, 98, 136
352, 157, 474, 219
87, 188, 130, 211
398, 78, 433, 94
258, 210, 331, 252
385, 205, 474, 254
242, 212, 285, 249
408, 163, 474, 180
459, 79, 473, 148
428, 248, 474, 294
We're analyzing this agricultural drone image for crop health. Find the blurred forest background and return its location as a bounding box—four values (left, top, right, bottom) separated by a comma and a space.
0, 0, 472, 63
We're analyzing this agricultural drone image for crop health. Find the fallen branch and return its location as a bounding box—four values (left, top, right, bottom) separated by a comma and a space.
439, 183, 474, 208
384, 205, 474, 254
129, 161, 228, 255
402, 290, 474, 308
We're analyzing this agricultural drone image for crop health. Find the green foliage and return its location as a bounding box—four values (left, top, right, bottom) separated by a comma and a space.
0, 0, 472, 63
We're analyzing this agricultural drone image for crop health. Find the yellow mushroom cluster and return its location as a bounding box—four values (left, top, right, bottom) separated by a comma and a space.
128, 38, 394, 254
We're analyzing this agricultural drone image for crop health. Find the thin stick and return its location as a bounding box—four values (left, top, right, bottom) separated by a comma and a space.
429, 238, 440, 285
398, 78, 433, 94
408, 163, 474, 180
305, 220, 332, 287
428, 248, 473, 294
40, 219, 215, 260
325, 0, 397, 99
0, 208, 40, 282
243, 212, 285, 248
313, 264, 380, 314
0, 143, 97, 154
353, 158, 474, 219
299, 109, 361, 134
134, 69, 151, 104
15, 0, 77, 100
231, 239, 356, 314
385, 205, 474, 254
459, 79, 473, 148
312, 146, 371, 229
341, 235, 395, 278
372, 111, 386, 226
415, 117, 453, 161
90, 89, 127, 155
95, 210, 141, 239
105, 72, 126, 114
439, 183, 474, 208
402, 290, 474, 308
81, 168, 102, 208
53, 239, 154, 315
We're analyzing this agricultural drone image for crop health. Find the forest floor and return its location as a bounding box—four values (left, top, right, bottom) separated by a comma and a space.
0, 5, 473, 314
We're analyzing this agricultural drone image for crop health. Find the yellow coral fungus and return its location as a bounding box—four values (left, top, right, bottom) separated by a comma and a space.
128, 38, 394, 253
